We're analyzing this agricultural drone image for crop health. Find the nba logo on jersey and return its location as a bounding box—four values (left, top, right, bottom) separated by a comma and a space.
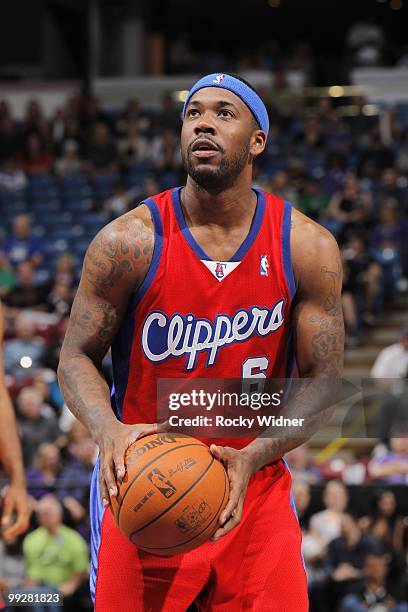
260, 254, 269, 276
215, 262, 226, 278
213, 74, 225, 84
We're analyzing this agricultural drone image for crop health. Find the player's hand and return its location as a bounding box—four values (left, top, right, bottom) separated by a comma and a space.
1, 482, 31, 539
209, 444, 256, 542
96, 420, 165, 507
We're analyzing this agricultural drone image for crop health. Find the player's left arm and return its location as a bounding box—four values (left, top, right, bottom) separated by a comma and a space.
211, 214, 344, 540
0, 304, 31, 539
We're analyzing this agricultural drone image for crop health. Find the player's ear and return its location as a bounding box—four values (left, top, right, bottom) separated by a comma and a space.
249, 130, 266, 158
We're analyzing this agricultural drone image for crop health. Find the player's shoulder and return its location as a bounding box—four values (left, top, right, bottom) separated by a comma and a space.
93, 187, 172, 247
82, 203, 156, 293
289, 208, 341, 290
291, 207, 339, 261
87, 202, 155, 259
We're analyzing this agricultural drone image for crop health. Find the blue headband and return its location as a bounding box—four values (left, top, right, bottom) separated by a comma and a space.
182, 73, 269, 134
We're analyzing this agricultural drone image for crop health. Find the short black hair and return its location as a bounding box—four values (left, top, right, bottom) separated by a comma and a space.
226, 73, 263, 130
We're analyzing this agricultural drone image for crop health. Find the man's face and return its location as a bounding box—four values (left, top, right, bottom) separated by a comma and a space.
364, 555, 388, 582
181, 87, 265, 192
37, 497, 63, 531
13, 216, 30, 239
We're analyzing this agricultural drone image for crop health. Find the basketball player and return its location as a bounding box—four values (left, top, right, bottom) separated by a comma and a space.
58, 73, 344, 611
0, 302, 30, 538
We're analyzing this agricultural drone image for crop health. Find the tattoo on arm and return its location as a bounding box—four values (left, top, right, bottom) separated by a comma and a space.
309, 262, 344, 377
85, 214, 153, 299
58, 210, 154, 437
321, 263, 342, 316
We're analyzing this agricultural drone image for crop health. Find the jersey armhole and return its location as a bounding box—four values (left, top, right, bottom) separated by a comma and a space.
134, 197, 164, 303
282, 200, 296, 300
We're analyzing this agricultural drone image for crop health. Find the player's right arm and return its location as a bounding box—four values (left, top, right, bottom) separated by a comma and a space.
57, 206, 159, 506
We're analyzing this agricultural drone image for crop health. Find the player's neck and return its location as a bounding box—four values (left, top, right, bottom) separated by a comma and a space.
182, 177, 256, 228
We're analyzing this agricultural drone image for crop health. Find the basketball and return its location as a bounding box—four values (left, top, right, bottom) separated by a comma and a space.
110, 433, 230, 556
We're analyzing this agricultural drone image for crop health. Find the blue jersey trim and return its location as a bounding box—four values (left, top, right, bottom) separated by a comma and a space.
282, 458, 307, 571
282, 201, 296, 300
171, 187, 266, 263
134, 198, 164, 303
89, 458, 105, 603
110, 197, 163, 421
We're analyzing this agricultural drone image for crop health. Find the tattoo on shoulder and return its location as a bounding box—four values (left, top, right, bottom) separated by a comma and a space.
85, 214, 154, 298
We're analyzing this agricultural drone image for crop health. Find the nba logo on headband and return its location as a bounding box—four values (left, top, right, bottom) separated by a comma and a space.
183, 73, 269, 135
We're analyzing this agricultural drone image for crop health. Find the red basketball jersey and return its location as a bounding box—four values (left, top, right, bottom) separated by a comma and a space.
110, 187, 296, 449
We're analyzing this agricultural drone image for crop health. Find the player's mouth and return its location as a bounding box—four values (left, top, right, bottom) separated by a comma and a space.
191, 138, 220, 159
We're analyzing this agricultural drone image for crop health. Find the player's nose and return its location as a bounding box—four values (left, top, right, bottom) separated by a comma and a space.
194, 113, 216, 135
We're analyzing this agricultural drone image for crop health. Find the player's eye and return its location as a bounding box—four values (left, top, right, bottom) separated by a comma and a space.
219, 109, 233, 118
187, 109, 200, 117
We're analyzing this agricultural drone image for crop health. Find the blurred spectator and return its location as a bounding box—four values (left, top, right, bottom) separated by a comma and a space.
154, 93, 182, 133
1, 214, 44, 269
151, 128, 182, 184
32, 370, 65, 415
115, 97, 150, 137
85, 122, 118, 176
23, 99, 48, 138
378, 168, 407, 206
298, 178, 329, 220
78, 95, 111, 134
324, 514, 385, 607
369, 436, 408, 485
58, 437, 96, 537
325, 174, 372, 241
103, 182, 139, 218
25, 443, 61, 503
0, 116, 21, 162
0, 252, 15, 297
23, 495, 89, 607
44, 279, 73, 316
3, 315, 45, 380
285, 444, 321, 484
55, 140, 83, 178
0, 536, 25, 595
359, 490, 406, 556
341, 235, 382, 337
53, 253, 78, 289
371, 326, 408, 380
370, 327, 408, 442
0, 157, 27, 192
50, 108, 67, 153
293, 479, 327, 570
310, 480, 348, 547
16, 387, 60, 466
371, 202, 406, 296
2, 261, 47, 310
339, 552, 408, 612
57, 116, 84, 157
43, 317, 69, 374
359, 129, 394, 180
118, 119, 150, 167
141, 176, 161, 199
21, 133, 52, 176
269, 170, 299, 208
